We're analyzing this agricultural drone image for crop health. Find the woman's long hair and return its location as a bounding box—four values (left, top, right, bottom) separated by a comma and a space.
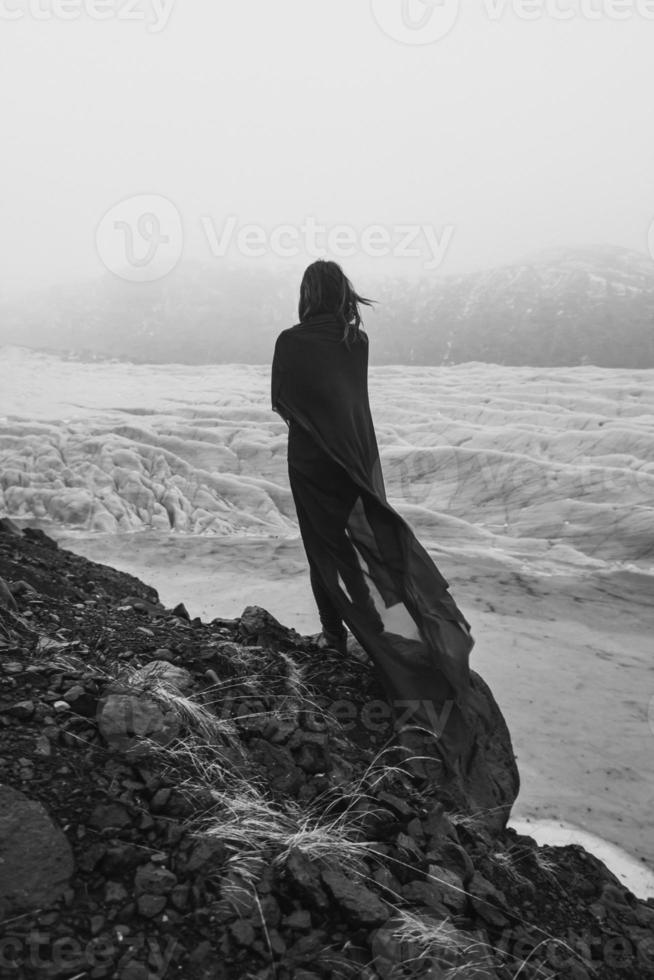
298, 260, 375, 348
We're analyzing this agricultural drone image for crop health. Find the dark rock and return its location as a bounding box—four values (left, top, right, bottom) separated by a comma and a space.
187, 941, 225, 978
229, 918, 256, 947
0, 576, 19, 612
285, 929, 329, 963
186, 837, 227, 873
79, 842, 107, 872
120, 595, 162, 615
376, 791, 415, 821
0, 517, 22, 536
265, 715, 300, 744
131, 660, 194, 695
284, 848, 329, 911
266, 928, 287, 956
422, 801, 457, 841
372, 865, 404, 898
100, 843, 144, 875
239, 604, 291, 643
461, 671, 520, 834
8, 578, 36, 597
428, 841, 475, 887
134, 863, 177, 895
258, 894, 282, 928
426, 865, 467, 912
283, 909, 312, 931
90, 914, 106, 935
250, 738, 305, 795
395, 831, 425, 861
151, 647, 174, 662
136, 893, 166, 918
293, 739, 332, 774
105, 881, 129, 904
97, 693, 179, 757
63, 685, 98, 717
170, 883, 190, 910
172, 602, 190, 620
90, 803, 132, 830
9, 699, 35, 720
349, 799, 397, 841
321, 868, 389, 926
401, 880, 450, 916
469, 872, 510, 927
150, 787, 172, 812
23, 526, 58, 549
0, 785, 74, 914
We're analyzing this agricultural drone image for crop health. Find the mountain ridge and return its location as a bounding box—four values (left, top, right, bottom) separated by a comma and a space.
1, 245, 653, 367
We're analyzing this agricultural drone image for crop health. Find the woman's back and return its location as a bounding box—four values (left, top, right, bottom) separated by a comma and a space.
272, 313, 381, 490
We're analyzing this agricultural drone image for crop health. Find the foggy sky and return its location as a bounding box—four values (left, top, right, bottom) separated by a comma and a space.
1, 0, 653, 291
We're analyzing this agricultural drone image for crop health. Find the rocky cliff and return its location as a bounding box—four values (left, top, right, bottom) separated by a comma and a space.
0, 520, 652, 979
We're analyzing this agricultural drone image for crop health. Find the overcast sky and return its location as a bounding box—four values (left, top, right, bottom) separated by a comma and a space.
1, 0, 653, 290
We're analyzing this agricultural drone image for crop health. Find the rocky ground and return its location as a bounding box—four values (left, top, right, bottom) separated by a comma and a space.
0, 520, 652, 980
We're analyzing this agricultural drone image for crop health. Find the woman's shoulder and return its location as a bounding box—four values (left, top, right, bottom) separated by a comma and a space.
275, 322, 370, 349
275, 323, 303, 343
273, 325, 298, 352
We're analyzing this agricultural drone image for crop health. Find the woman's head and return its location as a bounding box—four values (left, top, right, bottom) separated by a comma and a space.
298, 260, 374, 346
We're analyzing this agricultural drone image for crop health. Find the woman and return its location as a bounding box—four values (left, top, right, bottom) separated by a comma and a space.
271, 260, 475, 769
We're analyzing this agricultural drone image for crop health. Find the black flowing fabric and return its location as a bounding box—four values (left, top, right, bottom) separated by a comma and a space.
271, 313, 475, 766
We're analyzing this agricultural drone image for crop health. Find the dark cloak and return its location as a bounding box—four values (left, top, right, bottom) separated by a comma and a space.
271, 313, 475, 765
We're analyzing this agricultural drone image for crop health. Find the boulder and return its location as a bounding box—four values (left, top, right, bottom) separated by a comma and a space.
0, 786, 74, 915
321, 868, 389, 927
284, 848, 329, 911
391, 669, 519, 835
239, 605, 294, 644
461, 671, 521, 834
97, 693, 179, 757
0, 517, 23, 536
130, 660, 194, 695
172, 602, 190, 620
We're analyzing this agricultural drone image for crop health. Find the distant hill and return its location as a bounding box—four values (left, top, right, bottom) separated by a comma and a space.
370, 245, 654, 367
1, 245, 653, 366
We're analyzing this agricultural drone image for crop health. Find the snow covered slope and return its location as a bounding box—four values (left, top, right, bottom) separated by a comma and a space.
1, 347, 652, 573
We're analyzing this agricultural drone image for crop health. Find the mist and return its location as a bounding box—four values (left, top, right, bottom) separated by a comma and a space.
2, 0, 654, 294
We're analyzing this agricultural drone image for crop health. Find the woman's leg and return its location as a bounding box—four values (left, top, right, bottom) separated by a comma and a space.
308, 558, 347, 640
289, 459, 383, 640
